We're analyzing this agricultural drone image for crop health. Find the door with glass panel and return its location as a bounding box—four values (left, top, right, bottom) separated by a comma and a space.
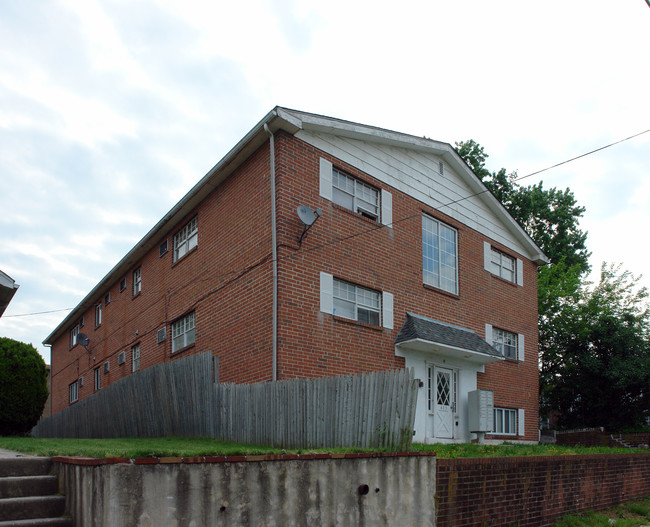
428, 365, 456, 439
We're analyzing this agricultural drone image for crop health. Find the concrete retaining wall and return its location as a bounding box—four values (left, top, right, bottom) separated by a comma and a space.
54, 453, 436, 527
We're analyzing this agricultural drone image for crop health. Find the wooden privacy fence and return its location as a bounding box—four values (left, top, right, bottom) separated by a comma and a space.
33, 352, 419, 450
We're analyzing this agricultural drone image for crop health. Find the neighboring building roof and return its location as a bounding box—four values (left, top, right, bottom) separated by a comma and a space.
395, 313, 503, 364
0, 270, 19, 318
43, 107, 548, 345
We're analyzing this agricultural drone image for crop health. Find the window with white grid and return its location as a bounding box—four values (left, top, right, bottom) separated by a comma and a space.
332, 169, 380, 220
492, 327, 518, 359
172, 311, 196, 353
131, 343, 140, 372
333, 279, 381, 326
133, 267, 142, 295
69, 381, 78, 403
490, 248, 516, 282
174, 216, 198, 262
493, 407, 517, 435
422, 215, 458, 294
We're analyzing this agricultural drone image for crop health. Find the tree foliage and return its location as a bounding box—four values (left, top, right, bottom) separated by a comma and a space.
455, 139, 590, 272
540, 264, 650, 431
456, 139, 649, 431
0, 337, 48, 436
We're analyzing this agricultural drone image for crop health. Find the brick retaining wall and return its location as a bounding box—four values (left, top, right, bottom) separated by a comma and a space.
435, 453, 650, 527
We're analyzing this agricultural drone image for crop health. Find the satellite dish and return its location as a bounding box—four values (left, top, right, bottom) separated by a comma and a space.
297, 205, 318, 226
77, 333, 90, 347
296, 205, 322, 245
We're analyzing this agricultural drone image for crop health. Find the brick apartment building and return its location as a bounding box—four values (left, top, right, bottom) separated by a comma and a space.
45, 107, 548, 443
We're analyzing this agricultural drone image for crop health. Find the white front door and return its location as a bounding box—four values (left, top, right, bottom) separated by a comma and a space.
429, 365, 455, 439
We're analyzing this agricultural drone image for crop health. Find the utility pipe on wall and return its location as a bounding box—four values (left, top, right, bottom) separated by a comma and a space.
263, 122, 278, 382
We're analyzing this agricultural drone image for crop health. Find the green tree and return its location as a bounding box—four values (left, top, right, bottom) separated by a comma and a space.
455, 139, 590, 271
540, 264, 650, 431
0, 337, 48, 436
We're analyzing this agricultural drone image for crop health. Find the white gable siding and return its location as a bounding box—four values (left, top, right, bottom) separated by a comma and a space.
297, 130, 531, 260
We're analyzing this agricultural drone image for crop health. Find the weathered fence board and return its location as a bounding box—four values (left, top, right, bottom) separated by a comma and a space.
33, 352, 418, 450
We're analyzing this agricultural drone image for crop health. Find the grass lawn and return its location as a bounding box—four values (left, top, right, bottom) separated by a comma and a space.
0, 436, 644, 459
553, 497, 650, 526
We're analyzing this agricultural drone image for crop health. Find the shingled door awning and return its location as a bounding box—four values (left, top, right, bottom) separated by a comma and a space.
395, 313, 504, 364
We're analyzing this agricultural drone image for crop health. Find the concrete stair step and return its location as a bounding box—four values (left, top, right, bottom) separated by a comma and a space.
0, 459, 52, 478
0, 496, 66, 522
0, 475, 59, 499
0, 518, 72, 527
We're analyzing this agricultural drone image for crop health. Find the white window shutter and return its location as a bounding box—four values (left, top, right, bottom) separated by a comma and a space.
518, 409, 525, 436
484, 242, 491, 271
485, 323, 493, 343
518, 333, 525, 362
320, 272, 333, 314
516, 258, 524, 286
382, 292, 394, 330
381, 189, 393, 228
319, 158, 333, 201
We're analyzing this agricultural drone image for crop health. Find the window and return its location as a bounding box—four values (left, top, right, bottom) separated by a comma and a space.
172, 312, 195, 353
333, 279, 381, 326
331, 168, 380, 220
493, 408, 518, 435
174, 216, 198, 262
132, 343, 140, 372
422, 215, 458, 294
492, 327, 518, 359
484, 242, 523, 286
159, 239, 168, 257
69, 381, 79, 403
94, 367, 101, 391
319, 158, 392, 227
103, 361, 110, 374
69, 324, 80, 348
120, 277, 127, 292
490, 248, 516, 282
133, 267, 142, 296
104, 292, 111, 306
95, 303, 102, 326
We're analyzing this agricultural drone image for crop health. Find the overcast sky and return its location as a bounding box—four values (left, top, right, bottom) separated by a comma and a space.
1, 0, 648, 364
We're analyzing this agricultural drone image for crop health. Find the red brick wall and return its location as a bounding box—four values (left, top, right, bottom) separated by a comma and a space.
435, 454, 650, 527
51, 130, 541, 439
50, 143, 275, 414
274, 132, 540, 441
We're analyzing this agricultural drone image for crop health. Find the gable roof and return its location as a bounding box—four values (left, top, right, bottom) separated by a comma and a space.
44, 107, 547, 345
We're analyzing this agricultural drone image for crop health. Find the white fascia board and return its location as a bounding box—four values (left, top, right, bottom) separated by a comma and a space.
395, 338, 505, 365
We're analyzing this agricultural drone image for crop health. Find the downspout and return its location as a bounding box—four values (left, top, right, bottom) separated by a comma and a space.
264, 122, 278, 381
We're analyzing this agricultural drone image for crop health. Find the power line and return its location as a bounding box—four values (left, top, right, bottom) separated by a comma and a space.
9, 127, 648, 320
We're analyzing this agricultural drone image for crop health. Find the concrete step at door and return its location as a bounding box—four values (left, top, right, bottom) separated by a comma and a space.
0, 475, 59, 499
0, 459, 53, 478
0, 495, 66, 521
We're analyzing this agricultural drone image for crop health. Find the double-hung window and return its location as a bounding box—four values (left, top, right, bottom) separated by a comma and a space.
484, 242, 523, 286
422, 215, 458, 295
133, 267, 142, 296
69, 381, 79, 403
333, 279, 381, 326
319, 158, 393, 227
492, 327, 518, 359
94, 367, 101, 391
486, 324, 524, 361
69, 324, 80, 348
493, 408, 518, 435
132, 343, 140, 372
174, 216, 198, 262
331, 169, 380, 220
172, 311, 196, 353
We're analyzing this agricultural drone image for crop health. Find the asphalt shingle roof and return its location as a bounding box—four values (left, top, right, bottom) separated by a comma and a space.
395, 313, 502, 358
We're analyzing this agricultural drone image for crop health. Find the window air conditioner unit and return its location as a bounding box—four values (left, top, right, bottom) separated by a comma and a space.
118, 351, 126, 365
103, 361, 110, 374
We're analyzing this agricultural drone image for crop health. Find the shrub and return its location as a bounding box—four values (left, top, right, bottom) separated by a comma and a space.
0, 337, 48, 435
